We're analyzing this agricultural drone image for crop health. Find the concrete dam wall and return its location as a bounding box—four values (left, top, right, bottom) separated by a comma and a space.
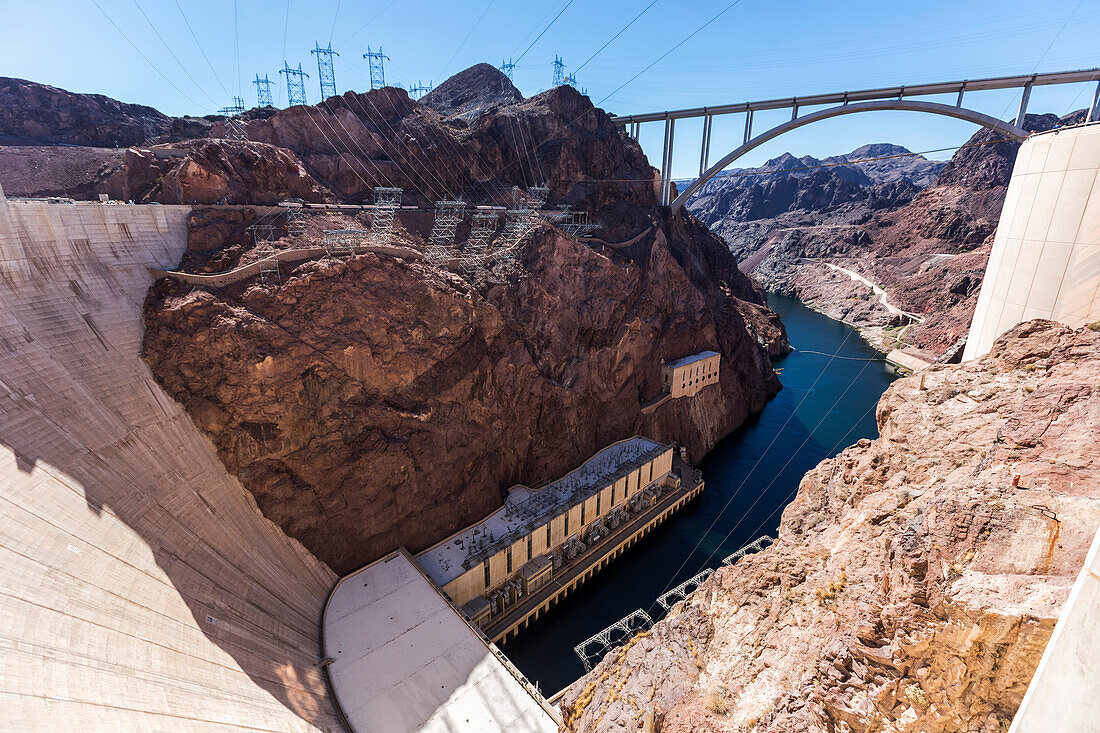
964, 122, 1100, 360
0, 200, 342, 731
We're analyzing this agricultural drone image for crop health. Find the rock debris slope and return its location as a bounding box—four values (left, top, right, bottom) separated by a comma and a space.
140, 67, 788, 574
560, 319, 1100, 732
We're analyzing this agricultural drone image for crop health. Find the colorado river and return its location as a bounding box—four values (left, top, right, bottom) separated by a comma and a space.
500, 294, 900, 695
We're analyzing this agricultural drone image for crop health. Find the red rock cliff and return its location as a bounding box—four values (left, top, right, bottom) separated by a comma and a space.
142, 71, 787, 574
560, 319, 1100, 732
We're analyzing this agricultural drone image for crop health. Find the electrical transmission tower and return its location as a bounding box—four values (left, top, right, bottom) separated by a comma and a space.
253, 74, 274, 107
426, 200, 466, 264
566, 72, 578, 89
218, 96, 246, 116
459, 211, 500, 272
363, 47, 389, 90
280, 62, 309, 106
370, 187, 402, 243
552, 56, 566, 87
408, 80, 433, 100
217, 97, 248, 142
312, 43, 339, 100
500, 58, 515, 81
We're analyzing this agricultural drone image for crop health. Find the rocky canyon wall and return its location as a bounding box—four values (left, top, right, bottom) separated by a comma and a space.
140, 70, 788, 574
691, 113, 1087, 356
560, 319, 1100, 732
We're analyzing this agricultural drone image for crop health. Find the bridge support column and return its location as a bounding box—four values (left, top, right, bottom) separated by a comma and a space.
660, 117, 676, 206
699, 114, 713, 177
1015, 81, 1033, 128
743, 109, 753, 145
956, 86, 965, 107
1088, 81, 1100, 123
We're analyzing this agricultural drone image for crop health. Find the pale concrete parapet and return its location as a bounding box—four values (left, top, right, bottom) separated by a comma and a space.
964, 122, 1100, 360
1010, 523, 1100, 732
886, 347, 933, 373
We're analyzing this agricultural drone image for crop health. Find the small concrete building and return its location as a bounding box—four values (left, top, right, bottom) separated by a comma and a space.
416, 437, 674, 625
662, 350, 721, 398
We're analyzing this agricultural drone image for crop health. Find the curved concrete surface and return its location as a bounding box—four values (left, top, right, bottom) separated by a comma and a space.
964, 122, 1100, 360
0, 201, 341, 731
671, 100, 1028, 212
1010, 524, 1100, 733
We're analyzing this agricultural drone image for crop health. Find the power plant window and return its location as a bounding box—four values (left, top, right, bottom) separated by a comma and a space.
483, 560, 490, 589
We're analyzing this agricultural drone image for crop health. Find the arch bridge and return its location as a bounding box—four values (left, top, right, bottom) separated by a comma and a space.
610, 68, 1100, 212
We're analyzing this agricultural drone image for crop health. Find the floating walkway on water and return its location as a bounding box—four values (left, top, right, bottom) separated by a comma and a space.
571, 534, 774, 672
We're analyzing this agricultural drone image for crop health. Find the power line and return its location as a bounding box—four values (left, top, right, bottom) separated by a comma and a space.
338, 0, 399, 47
649, 340, 886, 618
550, 136, 1028, 185
514, 0, 577, 64
87, 0, 204, 111
598, 0, 746, 106
329, 0, 342, 46
171, 0, 231, 99
438, 0, 497, 82
574, 0, 661, 74
645, 326, 860, 611
233, 0, 241, 98
128, 0, 215, 105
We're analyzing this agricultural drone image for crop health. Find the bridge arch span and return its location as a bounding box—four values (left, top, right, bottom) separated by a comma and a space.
670, 99, 1028, 213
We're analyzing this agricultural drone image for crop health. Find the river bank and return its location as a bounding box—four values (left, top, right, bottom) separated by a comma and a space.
500, 294, 900, 695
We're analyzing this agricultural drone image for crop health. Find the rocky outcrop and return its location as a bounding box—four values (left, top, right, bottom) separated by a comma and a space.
142, 72, 788, 574
690, 114, 1083, 356
0, 145, 124, 198
0, 76, 171, 147
560, 319, 1100, 732
95, 139, 327, 205
419, 63, 523, 116
144, 220, 783, 574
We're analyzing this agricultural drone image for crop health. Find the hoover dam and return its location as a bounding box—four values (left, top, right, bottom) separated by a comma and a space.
1, 4, 1099, 727
0, 194, 344, 730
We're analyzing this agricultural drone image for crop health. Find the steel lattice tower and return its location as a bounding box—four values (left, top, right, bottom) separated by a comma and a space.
253, 74, 274, 107
499, 58, 515, 82
217, 97, 248, 142
370, 187, 402, 242
426, 200, 465, 263
280, 62, 309, 106
552, 56, 566, 87
312, 43, 339, 100
566, 72, 578, 89
363, 47, 389, 90
249, 224, 280, 281
460, 211, 500, 271
408, 80, 433, 100
217, 96, 246, 116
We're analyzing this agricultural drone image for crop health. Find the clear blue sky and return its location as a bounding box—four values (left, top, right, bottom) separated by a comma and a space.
3, 0, 1097, 175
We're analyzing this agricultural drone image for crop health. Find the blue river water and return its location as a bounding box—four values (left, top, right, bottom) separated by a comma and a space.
500, 293, 900, 696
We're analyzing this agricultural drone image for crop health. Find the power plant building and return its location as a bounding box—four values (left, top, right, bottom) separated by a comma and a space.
661, 350, 721, 398
416, 437, 675, 625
